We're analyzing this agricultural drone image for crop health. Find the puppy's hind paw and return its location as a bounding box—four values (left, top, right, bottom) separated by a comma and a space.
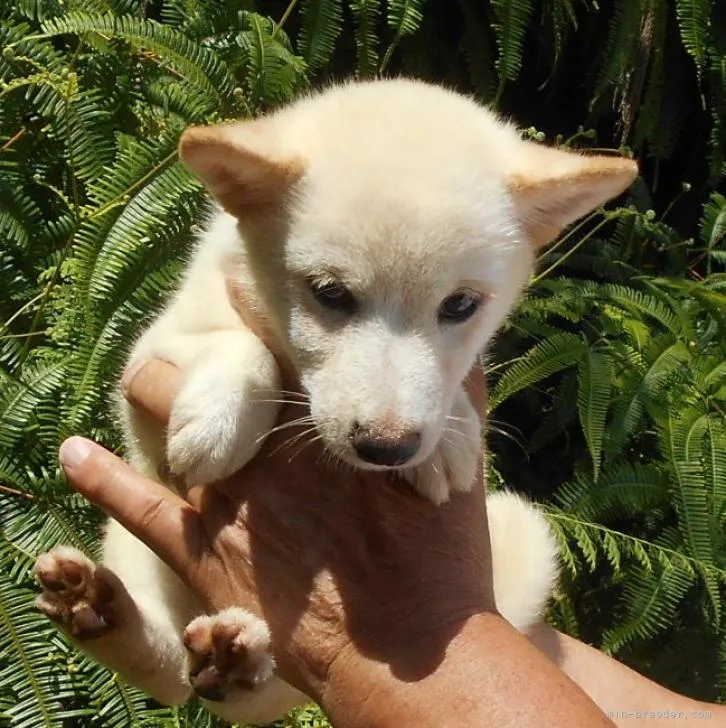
34, 546, 117, 640
184, 607, 275, 703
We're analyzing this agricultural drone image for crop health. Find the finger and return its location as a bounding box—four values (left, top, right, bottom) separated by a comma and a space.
121, 358, 183, 425
59, 436, 203, 583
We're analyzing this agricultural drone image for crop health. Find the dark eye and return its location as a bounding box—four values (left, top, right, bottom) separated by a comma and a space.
309, 279, 357, 313
438, 290, 482, 323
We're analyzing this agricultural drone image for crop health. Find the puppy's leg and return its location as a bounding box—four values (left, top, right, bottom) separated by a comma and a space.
163, 329, 282, 486
184, 608, 307, 725
406, 387, 482, 504
35, 531, 197, 705
486, 491, 559, 632
55, 326, 280, 703
125, 326, 281, 487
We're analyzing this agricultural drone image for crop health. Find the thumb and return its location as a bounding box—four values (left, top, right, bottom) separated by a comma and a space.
59, 436, 203, 585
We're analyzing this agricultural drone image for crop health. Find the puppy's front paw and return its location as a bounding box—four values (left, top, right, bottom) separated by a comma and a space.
440, 388, 481, 493
405, 389, 482, 504
166, 359, 280, 486
34, 546, 117, 640
404, 450, 452, 505
184, 607, 275, 702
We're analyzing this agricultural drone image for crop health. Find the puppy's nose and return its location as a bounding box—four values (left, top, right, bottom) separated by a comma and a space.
350, 424, 421, 466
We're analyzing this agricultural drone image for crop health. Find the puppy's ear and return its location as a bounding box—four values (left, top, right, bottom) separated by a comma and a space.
179, 122, 304, 217
506, 142, 638, 248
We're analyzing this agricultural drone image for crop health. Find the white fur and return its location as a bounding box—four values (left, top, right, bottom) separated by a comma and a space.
36, 78, 638, 723
487, 492, 560, 632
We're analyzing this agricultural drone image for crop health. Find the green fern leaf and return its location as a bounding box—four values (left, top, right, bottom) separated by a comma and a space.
603, 561, 697, 653
298, 0, 344, 73
457, 0, 497, 101
489, 332, 588, 410
379, 0, 423, 72
591, 0, 644, 110
700, 192, 726, 251
674, 0, 714, 75
663, 408, 721, 624
349, 0, 381, 78
577, 349, 613, 481
386, 0, 424, 38
490, 0, 535, 92
39, 11, 236, 98
555, 463, 670, 523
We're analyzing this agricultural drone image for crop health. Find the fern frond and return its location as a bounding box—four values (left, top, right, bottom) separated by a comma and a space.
700, 192, 726, 252
662, 408, 722, 624
588, 281, 684, 336
386, 0, 424, 38
39, 11, 236, 99
577, 349, 613, 481
379, 0, 423, 72
457, 0, 497, 101
603, 560, 697, 653
591, 0, 644, 110
349, 0, 381, 78
0, 360, 67, 451
555, 463, 670, 523
236, 12, 308, 108
489, 332, 588, 410
490, 0, 536, 94
674, 0, 713, 75
298, 0, 343, 73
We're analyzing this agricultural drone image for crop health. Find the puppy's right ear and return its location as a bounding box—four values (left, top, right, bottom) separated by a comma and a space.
178, 122, 304, 217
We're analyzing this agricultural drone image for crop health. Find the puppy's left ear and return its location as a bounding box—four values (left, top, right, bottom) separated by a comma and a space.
179, 121, 304, 217
507, 142, 638, 248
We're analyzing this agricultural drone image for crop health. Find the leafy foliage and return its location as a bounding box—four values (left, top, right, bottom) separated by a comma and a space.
0, 2, 318, 726
1, 0, 725, 725
488, 191, 726, 700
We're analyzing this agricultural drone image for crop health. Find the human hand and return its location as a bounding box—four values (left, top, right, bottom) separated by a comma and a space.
59, 357, 495, 702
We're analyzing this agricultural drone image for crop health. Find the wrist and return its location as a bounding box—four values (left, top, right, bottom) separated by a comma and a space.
318, 611, 496, 728
318, 612, 614, 728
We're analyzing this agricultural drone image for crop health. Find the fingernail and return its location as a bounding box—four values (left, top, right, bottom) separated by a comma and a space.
59, 437, 93, 470
121, 358, 149, 398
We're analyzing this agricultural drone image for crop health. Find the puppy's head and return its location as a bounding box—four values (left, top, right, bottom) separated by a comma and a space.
180, 80, 637, 471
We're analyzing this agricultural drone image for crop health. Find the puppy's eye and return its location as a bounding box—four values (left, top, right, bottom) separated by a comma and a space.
439, 290, 482, 323
309, 279, 357, 313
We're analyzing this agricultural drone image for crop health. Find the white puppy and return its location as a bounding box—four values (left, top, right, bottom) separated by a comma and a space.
35, 79, 637, 724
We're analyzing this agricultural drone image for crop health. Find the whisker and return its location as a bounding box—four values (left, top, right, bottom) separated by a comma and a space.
486, 417, 525, 439
441, 434, 468, 461
288, 432, 325, 462
269, 426, 319, 458
255, 399, 310, 406
485, 425, 528, 458
278, 389, 311, 400
283, 426, 320, 451
443, 424, 478, 447
251, 388, 310, 402
445, 415, 469, 423
255, 416, 315, 445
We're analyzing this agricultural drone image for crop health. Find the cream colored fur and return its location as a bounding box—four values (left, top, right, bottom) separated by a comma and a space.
35, 78, 637, 724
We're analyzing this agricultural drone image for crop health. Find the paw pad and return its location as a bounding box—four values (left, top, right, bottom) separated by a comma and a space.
34, 546, 116, 640
184, 607, 274, 702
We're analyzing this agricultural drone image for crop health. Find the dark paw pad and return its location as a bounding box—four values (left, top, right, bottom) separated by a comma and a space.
184, 607, 274, 702
34, 546, 116, 640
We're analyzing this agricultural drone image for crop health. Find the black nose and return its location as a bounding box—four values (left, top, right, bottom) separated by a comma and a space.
350, 425, 421, 466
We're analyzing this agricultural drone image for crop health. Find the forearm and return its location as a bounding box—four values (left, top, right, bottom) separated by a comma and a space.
528, 623, 726, 727
321, 613, 614, 728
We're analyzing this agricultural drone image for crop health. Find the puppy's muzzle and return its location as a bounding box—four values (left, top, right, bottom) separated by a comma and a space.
350, 423, 421, 466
